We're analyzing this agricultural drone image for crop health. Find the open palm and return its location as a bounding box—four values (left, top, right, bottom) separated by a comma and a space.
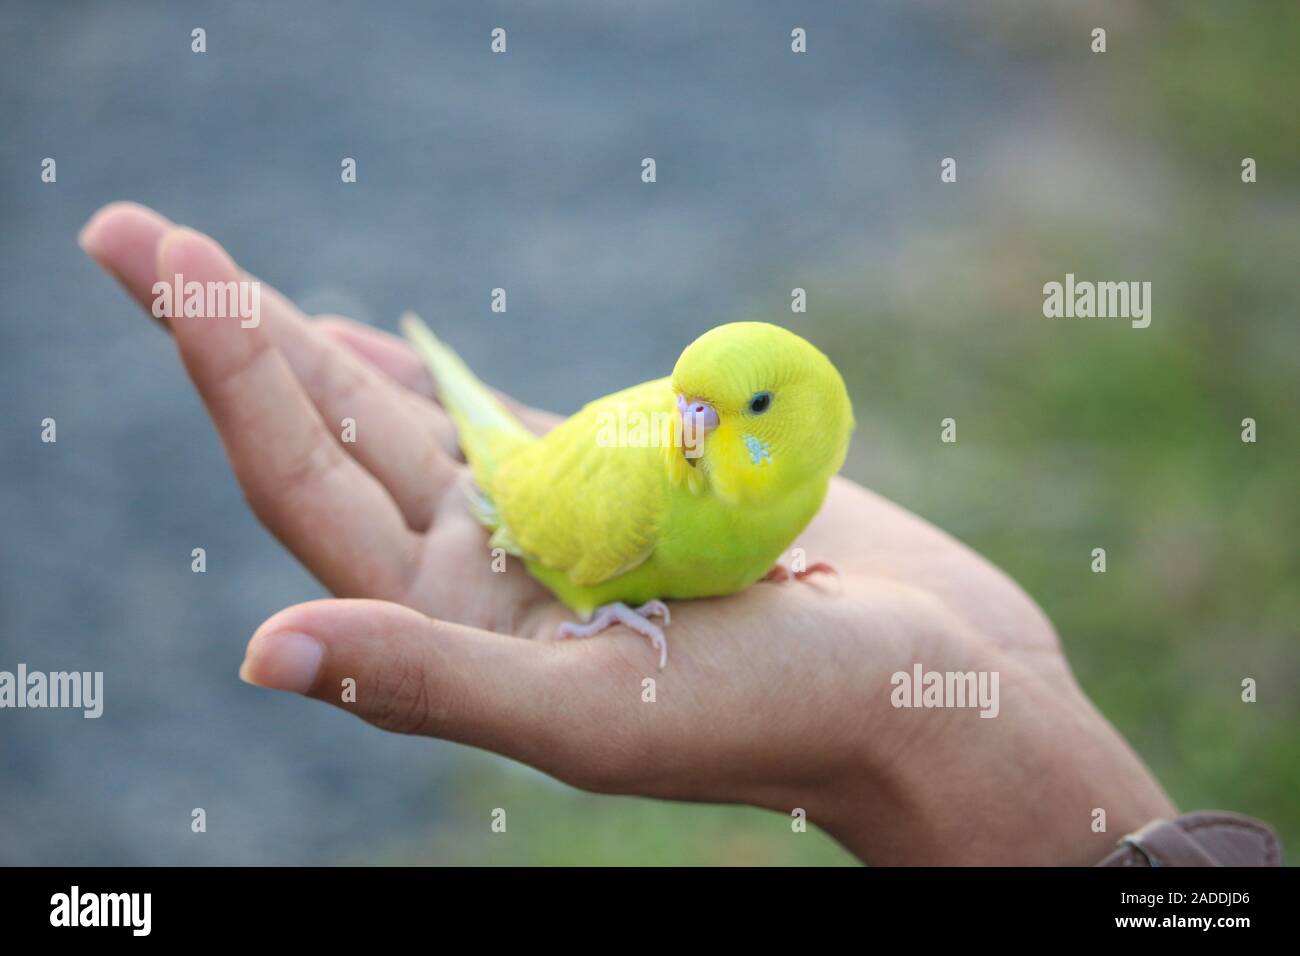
81, 202, 1174, 864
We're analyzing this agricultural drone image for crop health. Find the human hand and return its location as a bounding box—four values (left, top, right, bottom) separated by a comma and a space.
81, 201, 1175, 864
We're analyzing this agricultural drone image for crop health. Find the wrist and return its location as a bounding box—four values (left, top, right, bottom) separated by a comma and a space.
818, 657, 1176, 865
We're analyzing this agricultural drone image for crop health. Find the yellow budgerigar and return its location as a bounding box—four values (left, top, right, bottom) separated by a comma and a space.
401, 315, 855, 668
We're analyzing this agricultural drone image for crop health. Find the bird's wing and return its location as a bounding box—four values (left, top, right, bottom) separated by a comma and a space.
488, 378, 673, 587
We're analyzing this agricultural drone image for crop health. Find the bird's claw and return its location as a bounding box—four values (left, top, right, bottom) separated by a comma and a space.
794, 560, 838, 580
763, 559, 839, 583
556, 601, 670, 670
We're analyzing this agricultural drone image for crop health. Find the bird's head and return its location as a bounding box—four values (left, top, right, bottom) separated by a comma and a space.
665, 322, 854, 503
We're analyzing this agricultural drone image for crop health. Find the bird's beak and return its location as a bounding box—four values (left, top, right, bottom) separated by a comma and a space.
677, 394, 719, 461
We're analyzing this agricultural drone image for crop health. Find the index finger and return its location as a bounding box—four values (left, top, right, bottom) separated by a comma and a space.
155, 227, 421, 600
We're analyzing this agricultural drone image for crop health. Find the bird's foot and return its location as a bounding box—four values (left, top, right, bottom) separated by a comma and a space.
794, 560, 838, 580
763, 559, 839, 583
556, 601, 671, 670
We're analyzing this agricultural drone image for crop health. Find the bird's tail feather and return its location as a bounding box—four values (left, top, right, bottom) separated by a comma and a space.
400, 312, 535, 487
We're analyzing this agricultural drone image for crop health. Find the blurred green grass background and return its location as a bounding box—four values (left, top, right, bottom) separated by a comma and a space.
364, 3, 1296, 866
828, 3, 1300, 857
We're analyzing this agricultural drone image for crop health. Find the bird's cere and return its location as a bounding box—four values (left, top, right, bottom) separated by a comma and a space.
677, 394, 719, 459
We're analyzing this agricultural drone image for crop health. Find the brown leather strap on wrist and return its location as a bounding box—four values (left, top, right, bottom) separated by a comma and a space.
1096, 811, 1283, 867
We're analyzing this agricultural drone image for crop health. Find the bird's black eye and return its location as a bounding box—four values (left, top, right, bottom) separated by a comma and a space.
748, 391, 773, 414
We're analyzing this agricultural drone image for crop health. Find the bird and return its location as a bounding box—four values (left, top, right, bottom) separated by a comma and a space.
402, 314, 855, 668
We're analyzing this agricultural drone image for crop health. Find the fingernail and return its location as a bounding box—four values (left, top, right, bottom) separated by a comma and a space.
240, 631, 324, 694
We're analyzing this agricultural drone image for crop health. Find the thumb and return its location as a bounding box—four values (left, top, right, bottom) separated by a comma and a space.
238, 599, 631, 782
